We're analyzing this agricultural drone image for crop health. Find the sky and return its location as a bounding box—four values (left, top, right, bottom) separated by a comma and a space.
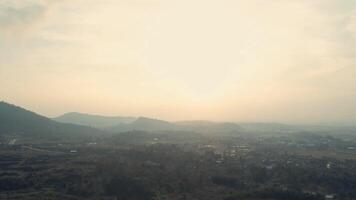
1, 0, 356, 124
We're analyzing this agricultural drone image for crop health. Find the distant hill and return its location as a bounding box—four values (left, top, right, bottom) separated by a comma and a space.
0, 102, 102, 141
238, 123, 299, 133
131, 117, 175, 130
52, 112, 244, 134
111, 117, 175, 132
54, 112, 136, 129
237, 123, 356, 136
175, 121, 243, 133
112, 118, 243, 133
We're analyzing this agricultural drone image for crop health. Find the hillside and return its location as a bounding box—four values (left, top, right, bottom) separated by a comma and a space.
130, 117, 175, 130
54, 112, 136, 129
0, 102, 102, 141
111, 117, 175, 132
112, 118, 243, 133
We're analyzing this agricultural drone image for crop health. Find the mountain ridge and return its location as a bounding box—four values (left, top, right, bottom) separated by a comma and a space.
0, 101, 103, 141
54, 112, 136, 128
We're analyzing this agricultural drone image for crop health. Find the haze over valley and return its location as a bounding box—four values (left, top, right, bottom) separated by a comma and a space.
1, 0, 356, 199
2, 0, 356, 125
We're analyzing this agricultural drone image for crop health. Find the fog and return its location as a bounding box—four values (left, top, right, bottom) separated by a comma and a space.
1, 0, 356, 124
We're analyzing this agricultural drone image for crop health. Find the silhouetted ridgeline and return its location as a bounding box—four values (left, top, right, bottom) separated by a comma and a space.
0, 101, 103, 141
54, 112, 136, 129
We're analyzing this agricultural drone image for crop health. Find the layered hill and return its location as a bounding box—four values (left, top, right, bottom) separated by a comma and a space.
0, 102, 102, 140
54, 112, 135, 129
112, 117, 244, 133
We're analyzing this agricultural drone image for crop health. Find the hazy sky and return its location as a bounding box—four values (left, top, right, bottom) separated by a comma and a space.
1, 0, 356, 124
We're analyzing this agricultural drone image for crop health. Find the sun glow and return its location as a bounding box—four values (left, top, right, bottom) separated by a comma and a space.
1, 0, 356, 123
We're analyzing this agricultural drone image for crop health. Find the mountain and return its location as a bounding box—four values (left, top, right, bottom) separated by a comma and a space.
112, 117, 175, 132
112, 118, 243, 133
0, 102, 102, 141
131, 117, 175, 130
54, 112, 136, 129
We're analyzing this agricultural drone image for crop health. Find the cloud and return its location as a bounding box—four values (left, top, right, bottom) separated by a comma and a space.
0, 0, 59, 36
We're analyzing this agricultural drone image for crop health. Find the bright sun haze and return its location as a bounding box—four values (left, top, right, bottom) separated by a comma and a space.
1, 0, 356, 124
